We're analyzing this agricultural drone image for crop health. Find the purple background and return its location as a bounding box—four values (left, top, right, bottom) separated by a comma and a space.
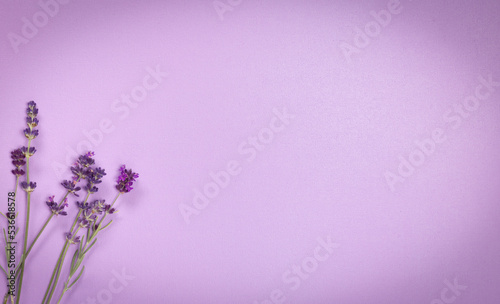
1, 0, 500, 303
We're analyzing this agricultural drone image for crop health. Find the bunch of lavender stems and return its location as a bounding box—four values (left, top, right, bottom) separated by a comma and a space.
3, 101, 139, 303
43, 163, 138, 304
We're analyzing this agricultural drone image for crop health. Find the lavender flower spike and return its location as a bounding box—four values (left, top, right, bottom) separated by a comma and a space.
24, 101, 39, 139
76, 201, 91, 210
84, 166, 106, 194
104, 204, 116, 214
116, 165, 139, 193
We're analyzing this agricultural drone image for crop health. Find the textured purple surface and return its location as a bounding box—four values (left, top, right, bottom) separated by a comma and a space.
1, 0, 500, 303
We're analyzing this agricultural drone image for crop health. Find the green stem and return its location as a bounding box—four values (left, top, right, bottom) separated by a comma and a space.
47, 226, 81, 304
56, 193, 122, 303
42, 242, 69, 304
56, 283, 68, 304
56, 270, 74, 304
16, 138, 32, 304
55, 241, 82, 304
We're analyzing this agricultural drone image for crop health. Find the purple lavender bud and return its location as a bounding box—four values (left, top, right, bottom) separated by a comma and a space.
11, 168, 25, 176
26, 101, 38, 117
70, 165, 86, 180
86, 165, 106, 186
46, 196, 68, 216
93, 167, 106, 181
86, 170, 103, 185
46, 198, 58, 210
26, 117, 39, 127
115, 165, 139, 193
85, 182, 98, 194
20, 146, 36, 157
11, 148, 25, 162
61, 180, 81, 196
78, 153, 95, 168
93, 199, 105, 214
78, 217, 90, 229
87, 213, 97, 221
76, 201, 91, 210
104, 204, 116, 214
12, 160, 25, 167
86, 202, 102, 216
84, 167, 106, 194
11, 148, 26, 176
66, 233, 80, 245
23, 128, 39, 140
21, 181, 37, 193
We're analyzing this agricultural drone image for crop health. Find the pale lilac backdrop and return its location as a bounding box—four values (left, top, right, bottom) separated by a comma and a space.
1, 0, 500, 303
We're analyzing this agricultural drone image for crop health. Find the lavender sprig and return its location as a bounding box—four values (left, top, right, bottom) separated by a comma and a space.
7, 101, 141, 304
17, 101, 39, 304
116, 165, 139, 193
